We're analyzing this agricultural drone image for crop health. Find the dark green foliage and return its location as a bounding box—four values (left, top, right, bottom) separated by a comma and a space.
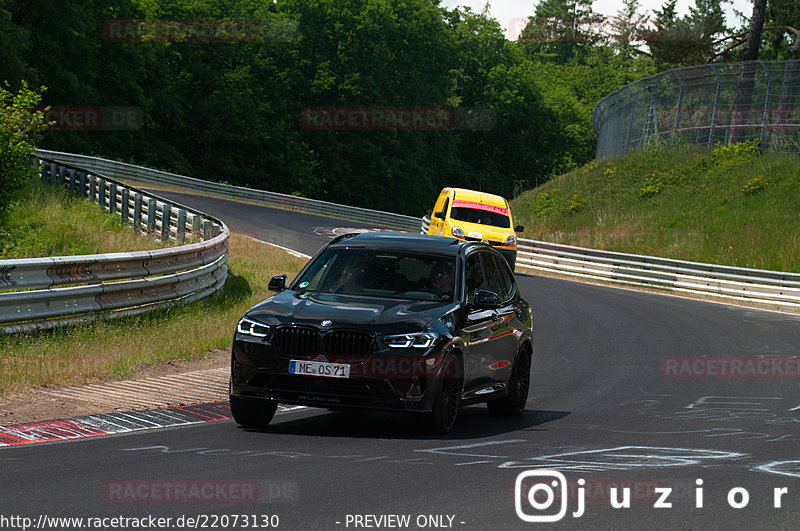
645, 0, 729, 69
0, 82, 48, 216
0, 0, 658, 216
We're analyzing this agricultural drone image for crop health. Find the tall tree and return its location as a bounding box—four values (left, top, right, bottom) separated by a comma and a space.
646, 0, 729, 68
610, 0, 648, 61
0, 1, 30, 89
741, 0, 768, 61
519, 0, 603, 64
763, 0, 800, 59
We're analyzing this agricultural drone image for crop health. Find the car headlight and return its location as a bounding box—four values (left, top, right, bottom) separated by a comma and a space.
504, 235, 517, 247
384, 331, 438, 349
451, 227, 465, 239
237, 316, 270, 338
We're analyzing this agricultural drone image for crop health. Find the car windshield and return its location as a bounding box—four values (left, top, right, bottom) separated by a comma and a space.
449, 206, 510, 228
294, 248, 455, 301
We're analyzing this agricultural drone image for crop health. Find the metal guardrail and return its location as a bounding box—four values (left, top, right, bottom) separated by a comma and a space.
34, 149, 422, 233
0, 158, 230, 333
7, 147, 795, 334
422, 216, 800, 310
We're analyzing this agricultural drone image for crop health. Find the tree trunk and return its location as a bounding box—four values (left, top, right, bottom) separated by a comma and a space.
742, 0, 768, 61
730, 0, 768, 144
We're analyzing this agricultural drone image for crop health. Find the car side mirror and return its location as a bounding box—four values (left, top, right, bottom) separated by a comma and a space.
268, 274, 287, 292
514, 224, 524, 233
434, 210, 445, 220
471, 289, 500, 309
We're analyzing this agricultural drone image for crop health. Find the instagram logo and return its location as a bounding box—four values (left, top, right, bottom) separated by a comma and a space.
515, 470, 584, 522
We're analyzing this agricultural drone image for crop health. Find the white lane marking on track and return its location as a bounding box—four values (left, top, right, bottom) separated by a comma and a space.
686, 396, 783, 410
496, 446, 746, 471
755, 460, 800, 478
416, 439, 527, 458
242, 235, 311, 260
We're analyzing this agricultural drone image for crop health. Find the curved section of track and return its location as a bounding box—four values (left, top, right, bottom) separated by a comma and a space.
3, 191, 799, 529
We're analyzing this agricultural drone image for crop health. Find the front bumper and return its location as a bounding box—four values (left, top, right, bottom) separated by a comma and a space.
231, 339, 444, 412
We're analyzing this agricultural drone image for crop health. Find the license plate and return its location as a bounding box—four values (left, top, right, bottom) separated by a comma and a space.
289, 360, 350, 379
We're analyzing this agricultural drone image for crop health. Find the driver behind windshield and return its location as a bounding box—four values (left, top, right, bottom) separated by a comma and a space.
429, 262, 453, 298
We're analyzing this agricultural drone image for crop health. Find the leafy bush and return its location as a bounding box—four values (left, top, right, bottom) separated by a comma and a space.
0, 82, 48, 217
703, 139, 760, 171
532, 189, 559, 216
741, 175, 768, 195
639, 171, 666, 199
567, 191, 586, 213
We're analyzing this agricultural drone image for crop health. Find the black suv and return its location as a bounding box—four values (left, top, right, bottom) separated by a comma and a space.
230, 232, 533, 434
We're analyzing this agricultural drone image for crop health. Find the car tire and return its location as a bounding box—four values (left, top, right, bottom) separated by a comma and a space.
230, 395, 278, 429
487, 347, 530, 417
423, 352, 461, 435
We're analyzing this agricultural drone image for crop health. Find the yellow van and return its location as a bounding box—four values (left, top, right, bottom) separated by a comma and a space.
427, 187, 524, 268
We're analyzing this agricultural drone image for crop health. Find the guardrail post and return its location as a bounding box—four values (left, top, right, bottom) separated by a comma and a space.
97, 178, 106, 209
108, 183, 117, 214
120, 188, 129, 226
177, 209, 186, 243
40, 161, 47, 181
133, 192, 142, 232
191, 214, 201, 238
147, 198, 156, 233
161, 203, 171, 241
89, 175, 97, 202
78, 171, 87, 197
66, 169, 76, 192
203, 219, 211, 240
48, 162, 57, 184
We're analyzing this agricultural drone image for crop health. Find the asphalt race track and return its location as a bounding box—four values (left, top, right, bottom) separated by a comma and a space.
2, 191, 799, 530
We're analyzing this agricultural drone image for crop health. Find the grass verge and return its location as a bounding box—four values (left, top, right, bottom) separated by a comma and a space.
0, 233, 306, 394
0, 176, 307, 394
511, 140, 800, 273
0, 174, 181, 258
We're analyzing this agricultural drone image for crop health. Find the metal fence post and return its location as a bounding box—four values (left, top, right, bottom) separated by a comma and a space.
191, 214, 202, 238
147, 198, 157, 233
108, 183, 117, 214
759, 61, 774, 149
67, 169, 76, 192
78, 171, 87, 197
97, 178, 106, 209
673, 70, 685, 134
161, 203, 171, 241
133, 192, 142, 232
625, 92, 638, 154
120, 188, 129, 226
708, 65, 722, 147
89, 175, 97, 202
177, 209, 186, 243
